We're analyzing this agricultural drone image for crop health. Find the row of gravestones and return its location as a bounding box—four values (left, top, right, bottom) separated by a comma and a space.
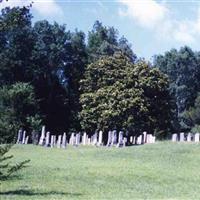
172, 132, 200, 142
16, 126, 156, 147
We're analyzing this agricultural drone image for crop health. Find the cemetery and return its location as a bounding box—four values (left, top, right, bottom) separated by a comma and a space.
1, 1, 200, 199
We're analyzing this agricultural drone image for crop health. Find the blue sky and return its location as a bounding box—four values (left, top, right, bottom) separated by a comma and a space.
1, 0, 200, 61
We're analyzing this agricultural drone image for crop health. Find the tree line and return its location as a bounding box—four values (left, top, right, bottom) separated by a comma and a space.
0, 6, 200, 143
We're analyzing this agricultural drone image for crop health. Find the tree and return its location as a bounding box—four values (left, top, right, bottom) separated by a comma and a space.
154, 46, 200, 131
0, 144, 30, 180
80, 53, 171, 138
0, 82, 39, 143
87, 21, 136, 63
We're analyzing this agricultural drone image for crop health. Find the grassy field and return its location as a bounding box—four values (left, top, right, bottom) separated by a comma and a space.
1, 142, 200, 200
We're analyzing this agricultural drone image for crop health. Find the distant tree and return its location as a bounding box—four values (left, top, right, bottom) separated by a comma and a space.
154, 46, 200, 131
87, 21, 136, 63
80, 53, 171, 138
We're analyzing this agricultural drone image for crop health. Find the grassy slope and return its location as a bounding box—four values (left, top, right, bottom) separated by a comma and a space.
1, 142, 200, 200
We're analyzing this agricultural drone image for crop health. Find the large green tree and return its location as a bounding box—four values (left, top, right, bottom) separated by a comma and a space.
154, 46, 200, 131
80, 53, 171, 138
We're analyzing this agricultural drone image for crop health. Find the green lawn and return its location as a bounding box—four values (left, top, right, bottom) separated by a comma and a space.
1, 142, 200, 200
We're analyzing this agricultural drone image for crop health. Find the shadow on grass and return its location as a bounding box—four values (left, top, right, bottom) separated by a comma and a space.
0, 189, 83, 197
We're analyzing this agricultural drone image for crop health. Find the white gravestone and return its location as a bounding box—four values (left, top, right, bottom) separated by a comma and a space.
137, 135, 142, 145
194, 133, 200, 142
45, 132, 50, 147
172, 134, 177, 142
117, 131, 124, 147
98, 130, 103, 146
22, 131, 26, 144
106, 131, 112, 147
50, 135, 55, 148
57, 135, 62, 148
61, 132, 67, 148
16, 129, 23, 144
180, 132, 185, 142
111, 130, 117, 146
123, 137, 127, 147
142, 131, 147, 144
187, 133, 192, 142
25, 136, 29, 144
82, 132, 87, 145
75, 133, 80, 146
39, 126, 46, 145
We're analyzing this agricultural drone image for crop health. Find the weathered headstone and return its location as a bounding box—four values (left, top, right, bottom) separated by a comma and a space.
75, 133, 80, 146
57, 135, 62, 148
88, 138, 91, 145
106, 131, 112, 147
172, 133, 178, 142
180, 132, 185, 142
111, 130, 117, 146
187, 133, 192, 142
137, 135, 142, 145
82, 132, 87, 145
16, 129, 23, 144
194, 133, 200, 142
92, 131, 98, 145
31, 130, 39, 145
62, 132, 67, 148
130, 136, 133, 143
22, 131, 26, 144
39, 126, 46, 145
50, 135, 55, 148
142, 131, 147, 144
133, 136, 136, 144
117, 131, 124, 147
123, 137, 127, 147
25, 136, 29, 144
45, 132, 50, 147
69, 133, 75, 145
98, 130, 103, 146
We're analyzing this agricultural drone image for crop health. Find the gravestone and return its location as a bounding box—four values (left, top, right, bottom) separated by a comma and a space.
111, 130, 117, 146
130, 136, 133, 143
62, 132, 67, 148
31, 130, 39, 145
16, 129, 23, 144
98, 130, 103, 146
180, 132, 185, 142
172, 133, 177, 142
82, 132, 87, 145
39, 126, 46, 145
22, 131, 26, 144
137, 135, 142, 145
45, 132, 50, 147
106, 131, 112, 147
92, 131, 98, 145
69, 133, 75, 145
142, 131, 147, 144
117, 131, 124, 147
123, 137, 127, 147
50, 135, 55, 148
75, 133, 81, 146
57, 135, 62, 148
133, 136, 136, 144
25, 136, 29, 144
194, 133, 200, 142
187, 133, 192, 142
88, 138, 91, 145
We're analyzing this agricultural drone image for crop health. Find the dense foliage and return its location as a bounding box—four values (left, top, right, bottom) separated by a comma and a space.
154, 46, 200, 132
80, 53, 172, 138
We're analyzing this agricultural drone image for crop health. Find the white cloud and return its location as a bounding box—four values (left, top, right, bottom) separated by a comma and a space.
0, 0, 64, 18
119, 0, 168, 29
118, 0, 200, 44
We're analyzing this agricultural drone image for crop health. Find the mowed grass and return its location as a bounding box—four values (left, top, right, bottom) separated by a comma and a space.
1, 142, 200, 200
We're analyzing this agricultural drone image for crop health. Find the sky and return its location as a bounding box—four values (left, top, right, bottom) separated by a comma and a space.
1, 0, 200, 61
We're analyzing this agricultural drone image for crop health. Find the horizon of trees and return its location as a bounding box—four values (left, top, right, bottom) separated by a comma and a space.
1, 5, 200, 143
